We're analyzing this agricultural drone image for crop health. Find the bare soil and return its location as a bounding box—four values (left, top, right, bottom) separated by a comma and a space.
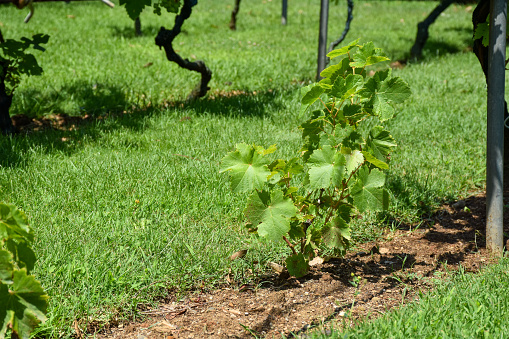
93, 190, 508, 339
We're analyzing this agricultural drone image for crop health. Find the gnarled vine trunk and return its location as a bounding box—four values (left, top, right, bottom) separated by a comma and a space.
0, 29, 14, 135
135, 17, 142, 36
155, 0, 211, 100
229, 0, 241, 30
410, 0, 455, 60
326, 0, 353, 66
472, 0, 509, 181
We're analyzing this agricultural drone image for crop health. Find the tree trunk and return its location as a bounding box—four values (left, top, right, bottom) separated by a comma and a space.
155, 0, 211, 100
410, 0, 455, 60
229, 0, 241, 30
135, 17, 142, 36
473, 0, 509, 185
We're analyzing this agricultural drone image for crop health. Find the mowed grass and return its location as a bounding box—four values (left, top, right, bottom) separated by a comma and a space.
0, 0, 500, 336
313, 259, 509, 338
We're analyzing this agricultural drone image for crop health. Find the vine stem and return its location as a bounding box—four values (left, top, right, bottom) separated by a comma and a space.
283, 236, 298, 256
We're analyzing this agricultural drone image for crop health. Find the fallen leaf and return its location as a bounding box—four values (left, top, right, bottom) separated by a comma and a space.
268, 262, 284, 273
229, 249, 247, 261
143, 62, 153, 68
152, 320, 177, 333
309, 256, 324, 266
228, 308, 242, 316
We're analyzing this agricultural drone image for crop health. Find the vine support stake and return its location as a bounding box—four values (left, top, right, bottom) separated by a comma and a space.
486, 0, 506, 256
316, 0, 329, 80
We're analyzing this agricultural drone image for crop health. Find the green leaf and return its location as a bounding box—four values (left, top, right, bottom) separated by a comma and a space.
373, 78, 411, 120
351, 168, 388, 212
0, 204, 33, 243
474, 20, 490, 47
330, 74, 363, 99
6, 241, 36, 274
306, 146, 346, 189
322, 216, 351, 250
0, 269, 48, 339
0, 250, 13, 283
368, 126, 397, 161
320, 57, 351, 84
301, 85, 325, 107
362, 151, 389, 170
244, 190, 297, 242
326, 39, 359, 59
350, 42, 389, 68
359, 71, 410, 121
288, 220, 306, 240
220, 144, 270, 193
285, 253, 309, 278
345, 149, 364, 176
119, 0, 152, 20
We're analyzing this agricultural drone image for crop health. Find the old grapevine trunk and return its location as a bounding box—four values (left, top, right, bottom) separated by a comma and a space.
410, 0, 455, 60
229, 0, 241, 30
155, 0, 211, 100
0, 30, 14, 135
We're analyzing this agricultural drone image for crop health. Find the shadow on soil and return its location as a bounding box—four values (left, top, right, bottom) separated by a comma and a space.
1, 83, 289, 168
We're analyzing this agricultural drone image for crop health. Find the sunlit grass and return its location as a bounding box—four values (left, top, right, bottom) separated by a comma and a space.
0, 1, 499, 336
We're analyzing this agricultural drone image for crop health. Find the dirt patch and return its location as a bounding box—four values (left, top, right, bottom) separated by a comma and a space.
93, 190, 508, 339
11, 113, 93, 133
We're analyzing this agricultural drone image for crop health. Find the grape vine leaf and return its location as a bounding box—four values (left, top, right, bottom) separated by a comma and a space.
350, 42, 389, 68
345, 149, 364, 176
359, 73, 411, 121
362, 151, 388, 170
322, 215, 351, 250
0, 269, 48, 339
306, 146, 346, 189
301, 85, 325, 110
119, 0, 152, 20
320, 57, 351, 84
0, 250, 13, 283
244, 189, 297, 242
6, 241, 36, 274
473, 19, 490, 47
220, 144, 270, 193
326, 39, 359, 59
286, 253, 309, 278
367, 126, 397, 161
0, 204, 33, 243
351, 168, 388, 212
331, 74, 363, 99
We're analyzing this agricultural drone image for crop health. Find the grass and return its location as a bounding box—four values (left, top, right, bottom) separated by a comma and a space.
0, 0, 501, 337
312, 258, 509, 338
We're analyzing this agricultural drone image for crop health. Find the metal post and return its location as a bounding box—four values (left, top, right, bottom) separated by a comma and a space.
281, 0, 288, 25
317, 0, 329, 80
486, 0, 506, 256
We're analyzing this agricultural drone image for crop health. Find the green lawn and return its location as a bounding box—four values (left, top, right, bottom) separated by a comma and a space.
0, 0, 501, 337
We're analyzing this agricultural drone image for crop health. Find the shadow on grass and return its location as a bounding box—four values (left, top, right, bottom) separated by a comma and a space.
389, 36, 473, 64
108, 24, 163, 39
1, 83, 289, 168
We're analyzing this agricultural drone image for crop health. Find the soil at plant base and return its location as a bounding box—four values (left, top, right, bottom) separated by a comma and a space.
92, 188, 509, 339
